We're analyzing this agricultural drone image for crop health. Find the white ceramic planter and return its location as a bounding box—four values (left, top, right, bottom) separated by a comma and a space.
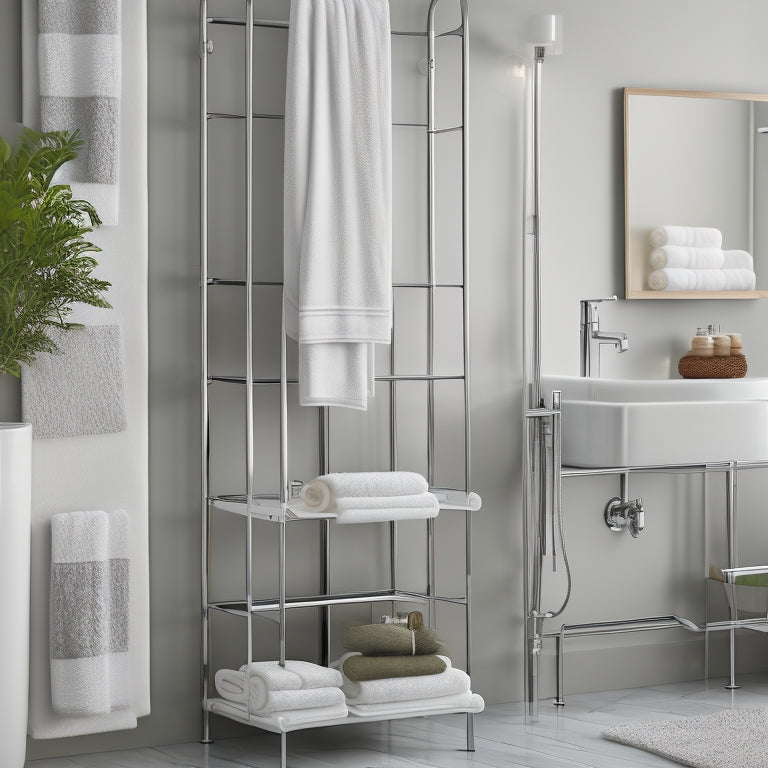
0, 424, 32, 768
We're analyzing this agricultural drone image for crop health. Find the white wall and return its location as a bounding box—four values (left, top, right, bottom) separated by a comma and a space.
7, 0, 768, 759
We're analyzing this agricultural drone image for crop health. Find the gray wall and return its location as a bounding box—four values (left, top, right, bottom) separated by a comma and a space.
4, 0, 768, 759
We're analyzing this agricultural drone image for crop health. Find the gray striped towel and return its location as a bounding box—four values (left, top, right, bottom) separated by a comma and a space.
50, 509, 130, 716
38, 0, 121, 225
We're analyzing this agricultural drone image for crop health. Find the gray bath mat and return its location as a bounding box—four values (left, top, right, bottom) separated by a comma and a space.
22, 324, 127, 439
603, 708, 768, 768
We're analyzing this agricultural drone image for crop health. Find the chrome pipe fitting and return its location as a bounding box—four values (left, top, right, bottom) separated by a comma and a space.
604, 496, 645, 537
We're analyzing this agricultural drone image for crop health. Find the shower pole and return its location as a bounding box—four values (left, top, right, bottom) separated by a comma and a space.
199, 0, 213, 744
522, 40, 561, 720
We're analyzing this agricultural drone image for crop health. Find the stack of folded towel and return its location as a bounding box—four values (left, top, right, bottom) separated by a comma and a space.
214, 660, 347, 727
647, 226, 755, 292
332, 615, 484, 717
294, 471, 439, 524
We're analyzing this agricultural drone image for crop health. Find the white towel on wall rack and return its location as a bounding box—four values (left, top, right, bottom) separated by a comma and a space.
283, 0, 392, 411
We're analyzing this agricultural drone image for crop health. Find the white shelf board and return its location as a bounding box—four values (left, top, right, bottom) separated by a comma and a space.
211, 488, 482, 522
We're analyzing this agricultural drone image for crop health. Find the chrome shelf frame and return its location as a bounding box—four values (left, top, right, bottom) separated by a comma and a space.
525, 450, 768, 711
200, 1, 475, 764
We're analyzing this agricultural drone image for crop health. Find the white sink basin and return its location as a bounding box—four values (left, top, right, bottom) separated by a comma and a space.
541, 375, 768, 467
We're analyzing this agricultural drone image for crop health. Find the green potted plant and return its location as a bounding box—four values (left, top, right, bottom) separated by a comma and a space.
0, 128, 110, 377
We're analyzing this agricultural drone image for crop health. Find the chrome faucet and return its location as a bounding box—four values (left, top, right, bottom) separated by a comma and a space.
579, 297, 629, 377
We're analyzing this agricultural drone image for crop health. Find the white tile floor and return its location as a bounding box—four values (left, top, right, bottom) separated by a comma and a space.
26, 673, 768, 768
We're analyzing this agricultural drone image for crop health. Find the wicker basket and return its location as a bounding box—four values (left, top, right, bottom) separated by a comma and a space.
678, 353, 747, 379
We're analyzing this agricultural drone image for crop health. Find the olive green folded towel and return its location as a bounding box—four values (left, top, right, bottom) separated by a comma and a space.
709, 563, 768, 587
342, 654, 447, 682
343, 623, 442, 656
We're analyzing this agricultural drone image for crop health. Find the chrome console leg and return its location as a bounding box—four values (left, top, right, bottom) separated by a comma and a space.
465, 712, 475, 751
553, 631, 564, 706
724, 465, 740, 690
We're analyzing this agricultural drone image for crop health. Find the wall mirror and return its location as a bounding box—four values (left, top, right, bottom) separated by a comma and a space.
624, 88, 768, 299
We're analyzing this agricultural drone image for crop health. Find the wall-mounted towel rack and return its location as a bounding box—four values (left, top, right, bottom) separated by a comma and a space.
198, 1, 480, 766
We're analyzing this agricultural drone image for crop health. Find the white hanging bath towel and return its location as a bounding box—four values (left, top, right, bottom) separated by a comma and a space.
49, 510, 131, 717
283, 0, 392, 410
38, 0, 121, 225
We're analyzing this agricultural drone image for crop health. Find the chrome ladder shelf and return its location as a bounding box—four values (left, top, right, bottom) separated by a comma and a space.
199, 2, 478, 766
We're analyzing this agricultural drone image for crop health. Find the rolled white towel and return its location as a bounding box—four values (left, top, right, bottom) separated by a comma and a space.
215, 668, 249, 705
649, 225, 722, 248
242, 659, 341, 688
649, 246, 723, 270
723, 250, 754, 270
648, 269, 726, 292
722, 269, 756, 291
332, 652, 471, 704
300, 471, 428, 513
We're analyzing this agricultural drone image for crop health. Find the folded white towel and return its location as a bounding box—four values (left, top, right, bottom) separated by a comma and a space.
649, 226, 722, 248
722, 269, 756, 291
648, 268, 727, 292
298, 472, 438, 523
723, 250, 754, 270
244, 659, 341, 689
649, 246, 724, 270
301, 472, 429, 511
333, 653, 470, 704
334, 497, 440, 524
283, 0, 393, 410
215, 671, 345, 716
208, 698, 349, 731
347, 691, 485, 718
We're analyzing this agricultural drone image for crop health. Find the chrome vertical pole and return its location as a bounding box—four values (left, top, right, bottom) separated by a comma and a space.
725, 463, 740, 690
389, 305, 398, 598
459, 0, 473, 750
319, 407, 330, 666
199, 0, 213, 744
279, 304, 288, 667
426, 0, 437, 630
530, 48, 545, 410
522, 45, 547, 720
244, 0, 255, 669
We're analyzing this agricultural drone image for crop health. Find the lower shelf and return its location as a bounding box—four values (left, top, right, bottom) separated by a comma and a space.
206, 694, 485, 734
